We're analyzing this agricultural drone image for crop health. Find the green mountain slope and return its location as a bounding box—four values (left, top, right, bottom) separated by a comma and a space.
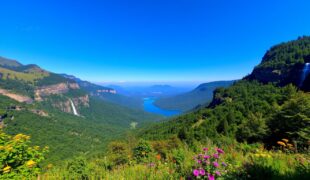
0, 58, 75, 97
0, 95, 118, 163
154, 81, 234, 112
139, 37, 310, 149
0, 57, 162, 163
246, 36, 310, 90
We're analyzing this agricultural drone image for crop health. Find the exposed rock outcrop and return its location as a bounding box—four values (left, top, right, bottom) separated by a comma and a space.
0, 88, 33, 103
73, 95, 90, 107
246, 64, 304, 87
35, 82, 80, 101
68, 83, 80, 89
30, 109, 49, 117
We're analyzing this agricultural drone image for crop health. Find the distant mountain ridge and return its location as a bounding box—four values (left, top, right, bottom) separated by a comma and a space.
106, 84, 190, 98
154, 80, 235, 112
61, 74, 143, 109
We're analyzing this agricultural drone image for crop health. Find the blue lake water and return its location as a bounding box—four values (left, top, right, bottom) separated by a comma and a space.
143, 97, 181, 117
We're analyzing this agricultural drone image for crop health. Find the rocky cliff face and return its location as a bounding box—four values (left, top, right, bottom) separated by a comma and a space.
73, 95, 90, 107
30, 109, 49, 117
35, 83, 80, 101
245, 36, 310, 91
247, 63, 305, 87
68, 83, 80, 89
0, 88, 33, 103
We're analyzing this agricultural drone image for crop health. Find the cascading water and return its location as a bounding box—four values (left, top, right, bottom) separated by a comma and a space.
300, 63, 310, 87
69, 99, 79, 116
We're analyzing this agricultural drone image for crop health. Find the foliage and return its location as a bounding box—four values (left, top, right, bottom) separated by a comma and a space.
41, 140, 310, 179
0, 79, 34, 97
133, 140, 153, 163
66, 157, 89, 180
0, 131, 47, 179
35, 73, 74, 86
0, 91, 161, 164
0, 67, 48, 83
269, 92, 310, 148
259, 36, 310, 69
107, 141, 130, 167
80, 97, 162, 127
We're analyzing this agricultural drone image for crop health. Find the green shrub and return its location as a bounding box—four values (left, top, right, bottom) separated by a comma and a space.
0, 131, 47, 179
66, 157, 89, 180
107, 141, 130, 167
133, 139, 152, 163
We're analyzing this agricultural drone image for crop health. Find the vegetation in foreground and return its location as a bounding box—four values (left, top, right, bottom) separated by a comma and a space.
1, 131, 309, 179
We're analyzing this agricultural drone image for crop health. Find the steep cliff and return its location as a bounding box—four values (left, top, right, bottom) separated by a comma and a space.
246, 36, 310, 91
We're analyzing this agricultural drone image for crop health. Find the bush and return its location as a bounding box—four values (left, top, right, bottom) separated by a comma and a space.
0, 131, 47, 179
133, 139, 152, 163
66, 157, 89, 180
107, 141, 130, 167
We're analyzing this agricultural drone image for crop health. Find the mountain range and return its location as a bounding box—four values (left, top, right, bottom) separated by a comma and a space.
154, 80, 235, 112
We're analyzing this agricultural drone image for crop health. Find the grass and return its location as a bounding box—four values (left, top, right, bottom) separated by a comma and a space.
40, 140, 310, 180
0, 67, 49, 83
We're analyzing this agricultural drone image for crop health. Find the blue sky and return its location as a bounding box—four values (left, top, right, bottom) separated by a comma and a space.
0, 0, 310, 84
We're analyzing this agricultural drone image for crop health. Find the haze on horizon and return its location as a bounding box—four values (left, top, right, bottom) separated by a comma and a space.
0, 0, 310, 83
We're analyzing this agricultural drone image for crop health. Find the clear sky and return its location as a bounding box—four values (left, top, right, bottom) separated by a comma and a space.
0, 0, 310, 83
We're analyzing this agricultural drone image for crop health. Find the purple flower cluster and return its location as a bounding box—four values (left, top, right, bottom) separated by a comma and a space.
192, 147, 227, 180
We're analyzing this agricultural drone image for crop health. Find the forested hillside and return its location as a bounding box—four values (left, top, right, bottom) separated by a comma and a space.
140, 37, 310, 149
0, 57, 162, 163
247, 36, 310, 90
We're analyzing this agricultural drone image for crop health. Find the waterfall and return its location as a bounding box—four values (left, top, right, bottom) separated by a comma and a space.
69, 99, 79, 116
300, 63, 310, 87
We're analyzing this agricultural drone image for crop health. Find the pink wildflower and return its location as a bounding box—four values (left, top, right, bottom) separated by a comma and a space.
204, 155, 210, 159
193, 169, 199, 177
199, 169, 206, 176
208, 174, 215, 180
216, 148, 224, 154
213, 161, 219, 168
213, 153, 219, 159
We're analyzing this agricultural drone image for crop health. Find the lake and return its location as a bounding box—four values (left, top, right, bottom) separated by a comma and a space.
143, 97, 181, 117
